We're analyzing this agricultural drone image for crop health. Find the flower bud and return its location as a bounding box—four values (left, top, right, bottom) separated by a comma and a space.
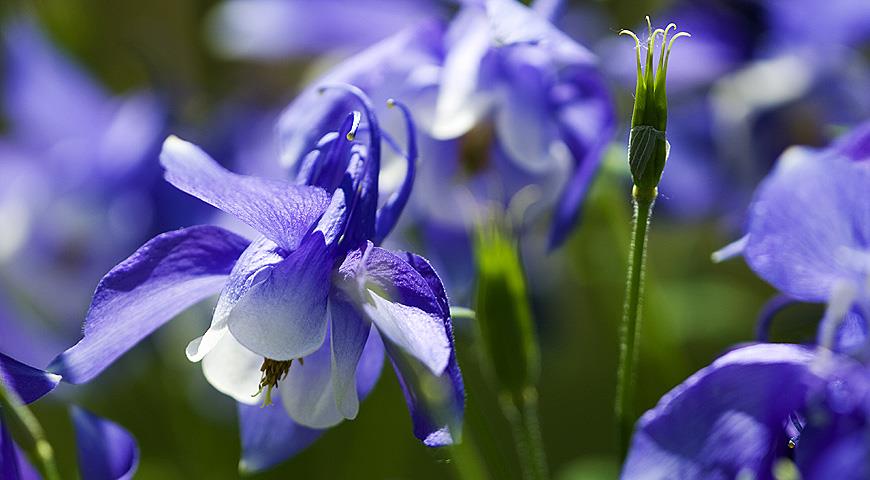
473, 219, 540, 397
620, 18, 690, 199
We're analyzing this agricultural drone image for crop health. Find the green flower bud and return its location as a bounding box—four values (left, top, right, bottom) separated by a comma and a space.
620, 18, 690, 200
473, 219, 540, 398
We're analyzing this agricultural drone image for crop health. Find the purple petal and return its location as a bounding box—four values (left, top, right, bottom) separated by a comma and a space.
430, 7, 494, 139
374, 100, 418, 245
277, 331, 344, 429
339, 245, 451, 375
392, 253, 464, 447
228, 232, 333, 361
160, 136, 330, 251
494, 49, 560, 176
186, 235, 284, 362
1, 421, 39, 480
50, 225, 249, 384
2, 21, 162, 181
237, 391, 322, 474
0, 353, 60, 404
207, 0, 443, 60
799, 431, 869, 480
744, 147, 870, 301
2, 20, 107, 146
486, 0, 595, 63
329, 297, 371, 419
549, 65, 615, 248
623, 344, 822, 479
278, 21, 445, 169
71, 407, 139, 480
355, 324, 386, 397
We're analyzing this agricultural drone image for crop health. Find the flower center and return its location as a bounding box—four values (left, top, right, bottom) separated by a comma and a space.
255, 357, 303, 407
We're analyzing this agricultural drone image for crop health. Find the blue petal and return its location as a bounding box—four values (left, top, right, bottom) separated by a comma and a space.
71, 407, 139, 480
339, 245, 451, 375
744, 146, 870, 301
50, 225, 249, 384
623, 344, 822, 479
431, 6, 495, 140
277, 329, 344, 429
160, 136, 330, 251
549, 64, 615, 248
374, 100, 418, 245
2, 20, 108, 147
228, 232, 333, 361
237, 391, 322, 474
277, 22, 444, 170
328, 296, 372, 419
1, 420, 39, 480
0, 353, 60, 404
186, 235, 284, 362
392, 252, 464, 447
206, 0, 443, 60
2, 21, 163, 181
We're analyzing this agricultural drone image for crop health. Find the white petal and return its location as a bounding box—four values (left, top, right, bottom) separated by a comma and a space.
202, 333, 263, 405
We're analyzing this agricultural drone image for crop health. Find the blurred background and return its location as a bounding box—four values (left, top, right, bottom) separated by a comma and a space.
0, 0, 866, 478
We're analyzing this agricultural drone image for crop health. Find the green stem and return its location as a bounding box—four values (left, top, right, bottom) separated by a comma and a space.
0, 380, 61, 480
615, 189, 655, 461
502, 388, 548, 480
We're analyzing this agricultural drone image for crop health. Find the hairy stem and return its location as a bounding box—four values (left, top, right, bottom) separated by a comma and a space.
503, 388, 548, 480
615, 190, 655, 460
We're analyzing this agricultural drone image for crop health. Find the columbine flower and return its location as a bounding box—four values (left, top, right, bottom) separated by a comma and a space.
429, 0, 615, 248
0, 352, 139, 480
49, 87, 463, 471
279, 0, 615, 262
0, 19, 164, 367
715, 121, 870, 343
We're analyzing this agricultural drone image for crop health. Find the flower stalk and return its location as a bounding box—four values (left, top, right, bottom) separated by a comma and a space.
615, 17, 688, 459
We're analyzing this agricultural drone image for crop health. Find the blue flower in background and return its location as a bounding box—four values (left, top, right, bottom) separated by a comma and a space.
0, 353, 139, 479
426, 0, 615, 248
276, 0, 614, 300
0, 20, 164, 367
206, 0, 448, 60
48, 88, 464, 472
717, 121, 870, 342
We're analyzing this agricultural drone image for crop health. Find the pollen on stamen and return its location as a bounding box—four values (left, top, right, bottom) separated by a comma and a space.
254, 358, 299, 407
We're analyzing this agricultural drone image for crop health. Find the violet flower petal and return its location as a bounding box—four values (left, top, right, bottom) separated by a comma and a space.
50, 225, 249, 383
160, 136, 330, 251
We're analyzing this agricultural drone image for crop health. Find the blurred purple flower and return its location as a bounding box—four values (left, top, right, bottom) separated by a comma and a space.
717, 121, 870, 342
428, 0, 615, 248
49, 89, 463, 471
0, 20, 164, 367
0, 353, 138, 480
205, 0, 447, 60
276, 0, 614, 306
